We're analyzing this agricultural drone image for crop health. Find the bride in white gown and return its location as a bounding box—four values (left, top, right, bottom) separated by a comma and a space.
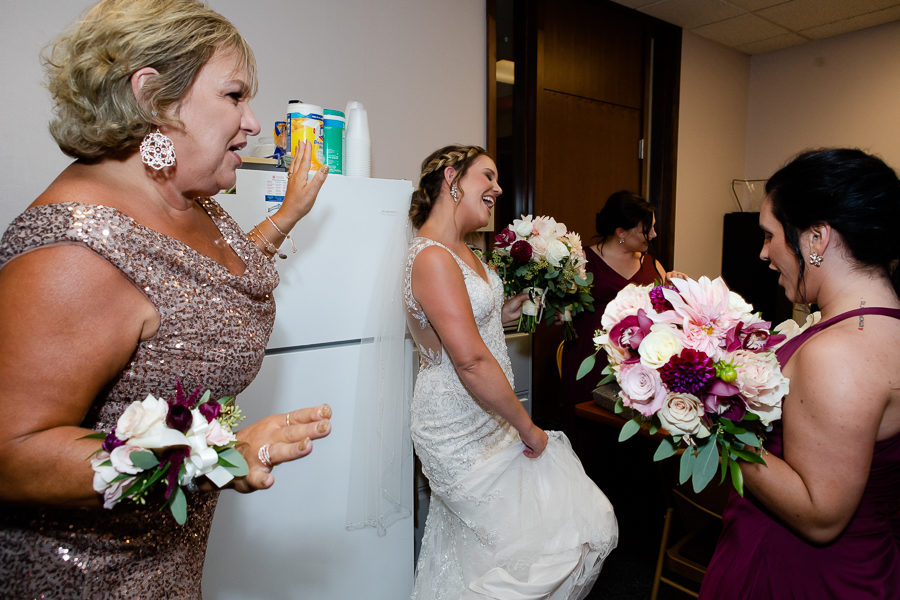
404, 145, 618, 600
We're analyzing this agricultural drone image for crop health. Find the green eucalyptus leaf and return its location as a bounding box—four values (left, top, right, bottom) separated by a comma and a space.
653, 437, 678, 462
618, 418, 641, 442
649, 423, 659, 436
198, 389, 211, 406
170, 487, 188, 525
130, 451, 159, 470
679, 446, 696, 484
692, 438, 720, 493
218, 448, 249, 477
574, 275, 588, 286
730, 460, 745, 497
734, 430, 761, 447
80, 432, 108, 440
576, 355, 596, 380
731, 446, 767, 465
597, 372, 616, 386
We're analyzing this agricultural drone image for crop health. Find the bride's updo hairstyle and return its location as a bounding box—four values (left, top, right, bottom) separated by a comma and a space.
765, 148, 900, 297
409, 145, 488, 228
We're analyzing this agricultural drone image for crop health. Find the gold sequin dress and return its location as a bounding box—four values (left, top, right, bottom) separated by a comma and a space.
0, 199, 277, 599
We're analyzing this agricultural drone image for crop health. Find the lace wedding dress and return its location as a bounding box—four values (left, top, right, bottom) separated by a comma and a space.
404, 237, 618, 600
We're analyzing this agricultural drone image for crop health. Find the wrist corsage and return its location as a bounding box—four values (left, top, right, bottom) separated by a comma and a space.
85, 381, 248, 524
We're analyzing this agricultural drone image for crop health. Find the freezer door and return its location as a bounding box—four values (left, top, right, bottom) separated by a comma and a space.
202, 344, 414, 599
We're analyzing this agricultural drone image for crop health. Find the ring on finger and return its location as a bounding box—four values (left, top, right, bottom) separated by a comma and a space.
258, 444, 273, 468
285, 412, 292, 427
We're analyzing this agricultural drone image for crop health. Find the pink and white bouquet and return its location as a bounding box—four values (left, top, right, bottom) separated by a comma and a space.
577, 276, 791, 495
85, 381, 248, 524
486, 214, 593, 340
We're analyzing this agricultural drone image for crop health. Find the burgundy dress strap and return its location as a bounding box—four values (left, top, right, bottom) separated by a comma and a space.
776, 307, 900, 366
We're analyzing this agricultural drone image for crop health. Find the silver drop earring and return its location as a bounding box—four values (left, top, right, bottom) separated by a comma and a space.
809, 251, 824, 267
140, 129, 176, 170
450, 184, 459, 203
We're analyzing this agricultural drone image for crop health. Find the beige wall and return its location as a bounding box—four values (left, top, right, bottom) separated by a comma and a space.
745, 19, 900, 179
673, 32, 750, 279
0, 0, 486, 231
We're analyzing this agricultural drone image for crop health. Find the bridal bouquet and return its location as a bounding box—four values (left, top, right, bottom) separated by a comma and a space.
577, 276, 791, 495
486, 214, 594, 340
85, 381, 248, 524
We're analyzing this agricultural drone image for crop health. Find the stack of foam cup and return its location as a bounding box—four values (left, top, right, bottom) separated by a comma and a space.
344, 101, 371, 178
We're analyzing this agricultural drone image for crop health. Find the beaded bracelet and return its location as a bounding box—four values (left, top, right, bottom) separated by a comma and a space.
266, 215, 298, 254
250, 227, 286, 260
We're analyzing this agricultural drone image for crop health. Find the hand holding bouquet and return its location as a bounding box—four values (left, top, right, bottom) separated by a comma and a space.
578, 276, 792, 495
486, 214, 593, 340
85, 381, 248, 524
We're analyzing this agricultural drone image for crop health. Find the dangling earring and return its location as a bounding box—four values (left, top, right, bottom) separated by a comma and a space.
618, 237, 625, 245
140, 129, 176, 170
808, 251, 824, 267
450, 184, 459, 203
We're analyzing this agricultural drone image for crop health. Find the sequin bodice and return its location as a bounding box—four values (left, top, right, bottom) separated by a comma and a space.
403, 237, 519, 496
0, 199, 277, 599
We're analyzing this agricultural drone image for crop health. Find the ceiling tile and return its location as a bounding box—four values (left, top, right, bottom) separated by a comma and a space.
608, 0, 662, 8
800, 5, 900, 38
757, 0, 900, 31
735, 32, 807, 54
639, 0, 744, 29
726, 0, 789, 10
694, 12, 790, 46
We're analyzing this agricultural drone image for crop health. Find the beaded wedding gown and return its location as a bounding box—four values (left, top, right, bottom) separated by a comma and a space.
404, 237, 618, 600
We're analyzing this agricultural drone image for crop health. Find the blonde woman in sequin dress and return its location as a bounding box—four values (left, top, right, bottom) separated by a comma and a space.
0, 1, 331, 597
405, 145, 618, 599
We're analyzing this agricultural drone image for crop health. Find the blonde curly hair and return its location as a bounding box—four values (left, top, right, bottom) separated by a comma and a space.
409, 145, 488, 228
43, 0, 257, 160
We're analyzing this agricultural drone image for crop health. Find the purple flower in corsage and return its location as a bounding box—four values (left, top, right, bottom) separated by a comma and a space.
660, 348, 716, 395
198, 399, 221, 423
102, 427, 125, 452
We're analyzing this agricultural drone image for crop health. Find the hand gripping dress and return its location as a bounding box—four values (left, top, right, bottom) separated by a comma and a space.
700, 307, 900, 599
404, 237, 618, 600
0, 200, 278, 599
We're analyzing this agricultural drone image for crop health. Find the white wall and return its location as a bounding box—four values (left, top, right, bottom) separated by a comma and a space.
745, 19, 900, 179
674, 19, 900, 280
673, 32, 750, 279
0, 0, 486, 232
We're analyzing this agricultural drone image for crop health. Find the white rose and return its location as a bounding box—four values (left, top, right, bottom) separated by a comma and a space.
101, 476, 136, 509
732, 349, 788, 425
638, 324, 682, 369
657, 392, 710, 438
116, 394, 169, 441
546, 239, 570, 267
109, 445, 143, 475
91, 452, 116, 493
513, 217, 533, 238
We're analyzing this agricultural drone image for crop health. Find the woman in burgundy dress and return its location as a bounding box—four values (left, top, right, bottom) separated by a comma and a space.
559, 191, 681, 425
701, 148, 900, 598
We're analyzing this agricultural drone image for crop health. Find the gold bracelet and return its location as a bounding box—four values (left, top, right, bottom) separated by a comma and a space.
266, 215, 297, 254
250, 227, 286, 260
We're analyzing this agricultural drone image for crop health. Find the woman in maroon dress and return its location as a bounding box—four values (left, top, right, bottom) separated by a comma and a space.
701, 148, 900, 599
559, 191, 679, 426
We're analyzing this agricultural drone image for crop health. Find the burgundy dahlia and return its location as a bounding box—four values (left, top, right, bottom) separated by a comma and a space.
649, 284, 676, 312
660, 348, 716, 395
510, 240, 533, 263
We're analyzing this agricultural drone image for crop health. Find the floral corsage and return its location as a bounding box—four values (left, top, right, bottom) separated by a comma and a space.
85, 381, 248, 524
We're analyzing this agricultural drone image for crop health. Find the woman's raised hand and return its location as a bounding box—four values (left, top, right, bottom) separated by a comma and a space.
280, 141, 329, 225
231, 404, 332, 492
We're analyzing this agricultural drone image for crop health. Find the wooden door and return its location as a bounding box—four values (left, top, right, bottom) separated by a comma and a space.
532, 0, 648, 427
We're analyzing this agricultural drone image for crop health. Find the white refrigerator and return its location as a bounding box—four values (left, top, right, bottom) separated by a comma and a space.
203, 168, 415, 599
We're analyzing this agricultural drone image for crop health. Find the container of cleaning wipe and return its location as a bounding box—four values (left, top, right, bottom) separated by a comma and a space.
286, 100, 324, 170
322, 109, 345, 174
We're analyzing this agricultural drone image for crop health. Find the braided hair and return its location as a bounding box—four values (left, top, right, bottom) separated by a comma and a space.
409, 145, 488, 228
